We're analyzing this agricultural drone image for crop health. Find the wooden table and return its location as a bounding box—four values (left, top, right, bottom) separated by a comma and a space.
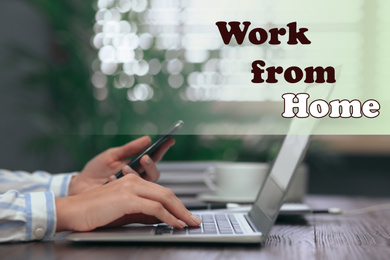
1, 195, 390, 260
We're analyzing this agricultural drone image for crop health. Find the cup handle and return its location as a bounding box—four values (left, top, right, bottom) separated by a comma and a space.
203, 167, 219, 192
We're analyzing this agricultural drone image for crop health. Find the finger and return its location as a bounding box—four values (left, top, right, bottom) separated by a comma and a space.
110, 159, 132, 176
135, 197, 187, 229
108, 166, 140, 183
130, 178, 201, 227
112, 136, 151, 161
108, 175, 117, 182
127, 138, 174, 175
122, 165, 140, 177
112, 137, 173, 175
150, 138, 175, 162
139, 155, 160, 182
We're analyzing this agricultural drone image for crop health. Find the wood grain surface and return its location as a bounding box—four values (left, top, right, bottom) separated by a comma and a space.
1, 195, 389, 260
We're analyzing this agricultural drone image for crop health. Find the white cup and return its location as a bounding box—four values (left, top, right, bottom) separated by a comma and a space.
204, 162, 269, 199
204, 162, 308, 202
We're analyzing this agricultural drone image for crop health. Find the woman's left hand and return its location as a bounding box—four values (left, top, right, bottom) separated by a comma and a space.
68, 136, 174, 195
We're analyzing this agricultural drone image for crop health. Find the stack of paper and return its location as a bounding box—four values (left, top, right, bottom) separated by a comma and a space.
156, 161, 224, 209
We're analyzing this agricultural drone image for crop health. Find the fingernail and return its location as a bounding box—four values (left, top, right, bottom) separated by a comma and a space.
109, 175, 116, 182
170, 140, 175, 146
177, 220, 186, 229
124, 165, 132, 174
145, 155, 151, 165
190, 214, 202, 225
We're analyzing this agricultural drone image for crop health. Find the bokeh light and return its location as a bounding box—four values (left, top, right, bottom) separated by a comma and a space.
92, 0, 365, 103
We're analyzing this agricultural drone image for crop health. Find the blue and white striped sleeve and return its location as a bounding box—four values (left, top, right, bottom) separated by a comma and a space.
0, 169, 76, 242
0, 190, 56, 242
0, 169, 75, 196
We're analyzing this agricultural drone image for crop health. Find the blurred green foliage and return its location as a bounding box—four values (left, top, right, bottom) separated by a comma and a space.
11, 0, 278, 170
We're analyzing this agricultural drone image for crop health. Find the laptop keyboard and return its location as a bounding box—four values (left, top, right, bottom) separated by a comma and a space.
156, 214, 244, 235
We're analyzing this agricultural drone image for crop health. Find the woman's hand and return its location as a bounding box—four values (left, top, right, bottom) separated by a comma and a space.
68, 136, 174, 195
56, 171, 202, 232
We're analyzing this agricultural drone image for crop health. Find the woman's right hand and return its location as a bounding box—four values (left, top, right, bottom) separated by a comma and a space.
55, 172, 202, 232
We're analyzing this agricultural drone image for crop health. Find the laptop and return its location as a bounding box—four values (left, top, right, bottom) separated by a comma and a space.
67, 134, 311, 244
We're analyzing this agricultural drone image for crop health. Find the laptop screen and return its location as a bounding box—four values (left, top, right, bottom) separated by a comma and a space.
248, 135, 310, 236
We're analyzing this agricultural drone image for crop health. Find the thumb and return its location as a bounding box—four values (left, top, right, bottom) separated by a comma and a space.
112, 136, 151, 160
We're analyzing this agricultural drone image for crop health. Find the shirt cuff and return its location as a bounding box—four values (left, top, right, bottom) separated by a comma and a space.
25, 191, 56, 241
49, 173, 77, 197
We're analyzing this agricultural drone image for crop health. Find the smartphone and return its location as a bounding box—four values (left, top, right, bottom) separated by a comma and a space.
108, 120, 184, 182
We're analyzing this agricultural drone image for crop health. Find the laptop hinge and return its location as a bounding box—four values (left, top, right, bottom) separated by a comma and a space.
244, 215, 260, 233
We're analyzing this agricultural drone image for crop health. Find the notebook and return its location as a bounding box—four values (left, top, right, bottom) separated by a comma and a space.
67, 134, 311, 244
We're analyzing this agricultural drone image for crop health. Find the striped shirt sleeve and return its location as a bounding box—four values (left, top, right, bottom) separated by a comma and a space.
0, 190, 56, 242
0, 170, 75, 242
0, 169, 74, 196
